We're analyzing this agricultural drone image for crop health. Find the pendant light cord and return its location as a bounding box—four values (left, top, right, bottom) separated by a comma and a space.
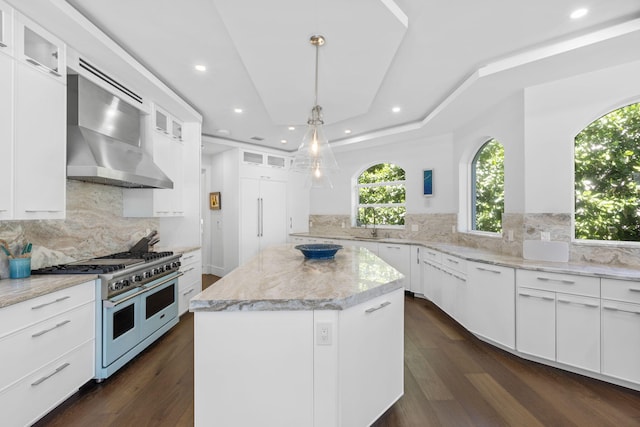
314, 42, 319, 106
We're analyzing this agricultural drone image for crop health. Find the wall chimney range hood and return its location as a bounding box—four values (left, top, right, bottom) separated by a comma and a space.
66, 74, 173, 189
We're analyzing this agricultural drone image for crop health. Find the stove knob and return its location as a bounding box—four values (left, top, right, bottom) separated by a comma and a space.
171, 261, 181, 268
165, 263, 172, 271
121, 279, 130, 287
157, 266, 165, 273
144, 271, 152, 279
109, 283, 118, 291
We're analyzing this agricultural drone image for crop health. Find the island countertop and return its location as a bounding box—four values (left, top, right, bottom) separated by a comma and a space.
189, 244, 405, 312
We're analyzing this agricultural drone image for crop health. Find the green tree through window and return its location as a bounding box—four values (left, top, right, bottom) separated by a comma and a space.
356, 163, 406, 226
472, 139, 504, 232
575, 102, 640, 241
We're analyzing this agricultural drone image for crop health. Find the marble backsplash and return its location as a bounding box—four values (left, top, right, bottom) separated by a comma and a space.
309, 212, 640, 269
0, 180, 158, 279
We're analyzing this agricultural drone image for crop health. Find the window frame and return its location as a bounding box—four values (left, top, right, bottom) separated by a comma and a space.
470, 138, 504, 234
353, 163, 406, 229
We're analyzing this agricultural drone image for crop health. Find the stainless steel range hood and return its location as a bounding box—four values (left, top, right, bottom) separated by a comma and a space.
67, 75, 173, 189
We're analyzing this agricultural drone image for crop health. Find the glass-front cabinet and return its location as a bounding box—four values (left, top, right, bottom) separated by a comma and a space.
14, 12, 65, 82
0, 0, 13, 54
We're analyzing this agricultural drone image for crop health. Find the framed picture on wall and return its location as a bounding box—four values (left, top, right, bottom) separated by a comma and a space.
210, 192, 221, 210
423, 169, 433, 197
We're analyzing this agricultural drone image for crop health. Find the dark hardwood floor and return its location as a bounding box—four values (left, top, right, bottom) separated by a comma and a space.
36, 275, 640, 426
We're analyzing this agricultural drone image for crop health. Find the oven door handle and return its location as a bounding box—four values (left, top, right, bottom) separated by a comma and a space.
103, 272, 184, 308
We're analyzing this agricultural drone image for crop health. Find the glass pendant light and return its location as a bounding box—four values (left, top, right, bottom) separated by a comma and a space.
292, 35, 339, 188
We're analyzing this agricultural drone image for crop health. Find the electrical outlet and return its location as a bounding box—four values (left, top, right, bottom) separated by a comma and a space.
316, 322, 332, 346
541, 231, 551, 241
341, 222, 345, 229
507, 230, 514, 241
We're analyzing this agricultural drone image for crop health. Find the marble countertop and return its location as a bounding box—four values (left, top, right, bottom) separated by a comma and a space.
291, 233, 640, 281
0, 274, 97, 309
190, 244, 404, 312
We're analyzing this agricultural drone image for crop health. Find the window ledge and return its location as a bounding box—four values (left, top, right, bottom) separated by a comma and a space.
573, 239, 640, 248
460, 230, 503, 239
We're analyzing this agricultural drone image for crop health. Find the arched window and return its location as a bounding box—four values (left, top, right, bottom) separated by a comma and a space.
575, 102, 640, 241
355, 163, 406, 227
471, 139, 504, 232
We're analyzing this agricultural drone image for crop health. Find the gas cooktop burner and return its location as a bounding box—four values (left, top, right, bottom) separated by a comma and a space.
97, 251, 174, 261
33, 263, 128, 274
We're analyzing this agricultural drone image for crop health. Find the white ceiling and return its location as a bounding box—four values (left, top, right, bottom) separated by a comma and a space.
62, 0, 640, 154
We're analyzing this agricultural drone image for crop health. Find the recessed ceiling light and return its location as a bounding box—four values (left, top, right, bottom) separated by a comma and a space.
392, 106, 401, 113
288, 126, 295, 131
194, 64, 207, 72
344, 129, 352, 134
570, 8, 588, 19
280, 139, 288, 144
234, 108, 243, 113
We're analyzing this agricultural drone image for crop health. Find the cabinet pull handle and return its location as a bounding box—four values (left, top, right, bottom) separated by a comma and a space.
31, 296, 70, 310
183, 267, 195, 273
24, 209, 62, 213
629, 288, 640, 292
603, 305, 640, 315
0, 42, 7, 48
25, 57, 42, 67
557, 298, 599, 308
416, 248, 420, 264
385, 246, 400, 249
446, 258, 459, 264
427, 251, 437, 256
519, 292, 554, 301
476, 266, 501, 274
49, 69, 61, 77
183, 289, 195, 296
536, 276, 574, 285
31, 320, 71, 338
31, 363, 70, 386
365, 301, 391, 313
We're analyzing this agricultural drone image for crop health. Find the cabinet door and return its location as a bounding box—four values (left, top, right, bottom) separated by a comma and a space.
259, 179, 287, 252
409, 246, 422, 294
378, 243, 411, 288
602, 300, 640, 384
239, 178, 261, 264
0, 51, 12, 219
468, 263, 515, 349
339, 289, 404, 427
422, 260, 442, 305
556, 293, 600, 372
14, 61, 65, 219
516, 287, 556, 360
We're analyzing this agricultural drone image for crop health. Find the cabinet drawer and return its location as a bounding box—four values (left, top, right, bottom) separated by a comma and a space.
0, 302, 94, 389
422, 248, 442, 264
180, 263, 201, 287
181, 250, 202, 267
179, 283, 196, 315
441, 254, 466, 274
0, 281, 95, 338
601, 278, 640, 304
516, 270, 599, 297
0, 339, 94, 427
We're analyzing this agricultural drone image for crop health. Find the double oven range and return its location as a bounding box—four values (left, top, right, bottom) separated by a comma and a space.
33, 251, 183, 380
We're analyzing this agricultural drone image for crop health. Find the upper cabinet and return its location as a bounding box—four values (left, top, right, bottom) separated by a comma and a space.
14, 12, 64, 83
0, 0, 14, 55
123, 104, 185, 217
0, 10, 66, 220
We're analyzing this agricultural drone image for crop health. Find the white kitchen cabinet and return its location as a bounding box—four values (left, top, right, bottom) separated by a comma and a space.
440, 254, 467, 326
0, 50, 13, 220
556, 293, 600, 371
601, 278, 640, 385
516, 287, 556, 360
0, 0, 14, 55
123, 115, 184, 217
239, 177, 287, 264
351, 240, 379, 255
378, 243, 411, 288
178, 249, 202, 315
15, 12, 64, 83
409, 245, 422, 294
516, 270, 600, 369
422, 248, 442, 304
13, 59, 65, 219
0, 280, 95, 426
467, 262, 515, 349
338, 288, 404, 426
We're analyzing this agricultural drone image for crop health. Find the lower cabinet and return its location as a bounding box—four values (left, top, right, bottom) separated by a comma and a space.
516, 270, 601, 373
601, 278, 640, 385
179, 249, 202, 315
467, 262, 515, 349
0, 280, 95, 425
377, 243, 411, 289
409, 245, 422, 294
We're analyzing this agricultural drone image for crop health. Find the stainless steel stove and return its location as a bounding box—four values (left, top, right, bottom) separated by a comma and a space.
33, 250, 183, 380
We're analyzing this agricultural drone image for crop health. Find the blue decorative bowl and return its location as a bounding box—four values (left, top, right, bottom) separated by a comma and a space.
295, 244, 343, 260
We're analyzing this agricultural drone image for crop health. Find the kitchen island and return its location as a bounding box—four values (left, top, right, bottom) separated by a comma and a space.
190, 244, 405, 427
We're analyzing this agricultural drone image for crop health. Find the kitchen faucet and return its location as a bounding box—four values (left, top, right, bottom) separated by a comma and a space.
369, 207, 378, 238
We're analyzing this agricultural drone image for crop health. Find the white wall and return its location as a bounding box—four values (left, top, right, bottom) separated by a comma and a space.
310, 134, 456, 216
523, 59, 640, 213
